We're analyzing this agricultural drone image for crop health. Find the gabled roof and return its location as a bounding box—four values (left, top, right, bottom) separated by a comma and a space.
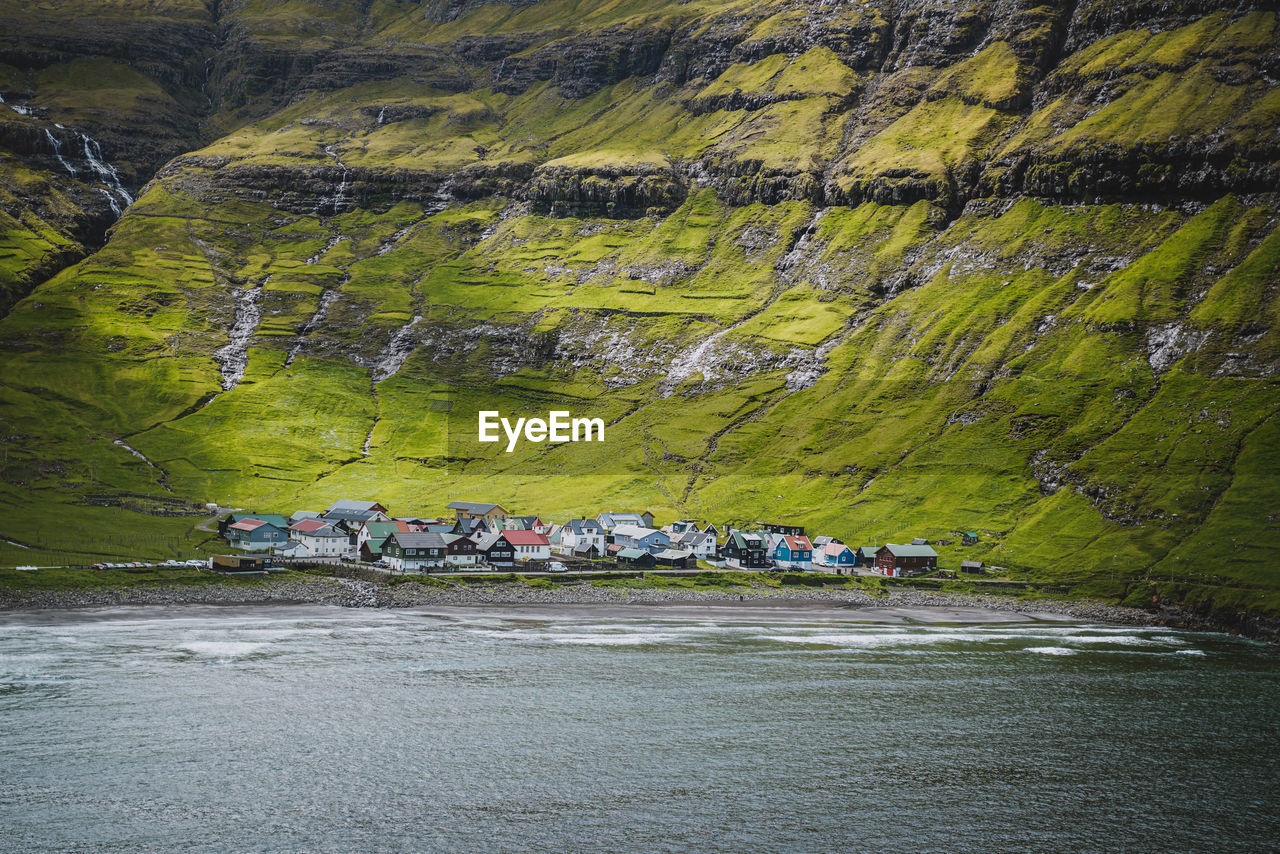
307, 524, 349, 539
824, 542, 854, 556
327, 499, 386, 514
448, 501, 505, 514
597, 511, 652, 528
617, 548, 650, 559
289, 519, 329, 533
566, 518, 601, 534
859, 546, 879, 559
422, 524, 453, 534
442, 533, 475, 546
911, 537, 929, 545
473, 532, 506, 550
654, 549, 692, 560
612, 524, 662, 540
676, 531, 711, 545
229, 519, 269, 532
782, 535, 812, 550
229, 512, 288, 529
362, 520, 409, 538
731, 531, 764, 548
323, 508, 383, 523
389, 531, 447, 549
453, 517, 478, 533
961, 560, 984, 568
290, 510, 322, 522
502, 530, 549, 546
572, 542, 598, 555
880, 543, 939, 558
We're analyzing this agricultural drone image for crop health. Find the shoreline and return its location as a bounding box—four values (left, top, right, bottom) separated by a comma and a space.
0, 575, 1165, 628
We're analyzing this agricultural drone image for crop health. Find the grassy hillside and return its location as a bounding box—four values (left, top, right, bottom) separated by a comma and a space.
0, 0, 1276, 622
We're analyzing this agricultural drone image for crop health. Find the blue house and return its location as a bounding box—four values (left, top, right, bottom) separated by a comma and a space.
815, 542, 856, 570
226, 518, 289, 550
770, 534, 813, 570
610, 525, 670, 554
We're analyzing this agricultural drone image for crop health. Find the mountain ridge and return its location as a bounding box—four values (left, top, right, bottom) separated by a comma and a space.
0, 0, 1277, 625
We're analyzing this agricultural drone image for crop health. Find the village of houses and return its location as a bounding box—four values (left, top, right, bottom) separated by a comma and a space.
213, 499, 990, 578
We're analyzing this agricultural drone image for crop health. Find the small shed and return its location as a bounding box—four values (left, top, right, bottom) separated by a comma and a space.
617, 547, 656, 568
962, 532, 980, 546
960, 560, 984, 574
654, 549, 696, 569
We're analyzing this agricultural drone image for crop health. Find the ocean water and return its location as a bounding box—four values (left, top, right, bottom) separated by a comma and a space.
0, 606, 1277, 853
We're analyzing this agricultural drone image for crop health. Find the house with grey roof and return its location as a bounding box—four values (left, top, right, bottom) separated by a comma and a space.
474, 532, 514, 566
326, 499, 388, 514
610, 524, 670, 554
674, 530, 716, 558
558, 518, 605, 556
596, 510, 655, 531
290, 522, 351, 558
447, 501, 508, 524
381, 531, 448, 572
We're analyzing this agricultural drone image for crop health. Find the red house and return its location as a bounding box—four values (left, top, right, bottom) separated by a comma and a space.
875, 543, 939, 577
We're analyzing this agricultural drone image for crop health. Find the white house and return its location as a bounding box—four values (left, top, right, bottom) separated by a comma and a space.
442, 533, 481, 567
288, 520, 352, 557
674, 530, 717, 559
503, 530, 551, 562
271, 540, 313, 559
559, 518, 606, 556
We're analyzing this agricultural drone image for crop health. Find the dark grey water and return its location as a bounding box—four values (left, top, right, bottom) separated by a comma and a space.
1, 606, 1277, 853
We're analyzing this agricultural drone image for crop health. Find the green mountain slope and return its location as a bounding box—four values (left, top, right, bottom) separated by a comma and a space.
0, 0, 1277, 622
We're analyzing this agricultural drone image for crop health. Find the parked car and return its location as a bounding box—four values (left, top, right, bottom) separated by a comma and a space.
547, 561, 568, 573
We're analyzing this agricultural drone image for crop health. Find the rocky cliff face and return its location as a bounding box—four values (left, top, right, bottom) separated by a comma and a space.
0, 0, 1277, 621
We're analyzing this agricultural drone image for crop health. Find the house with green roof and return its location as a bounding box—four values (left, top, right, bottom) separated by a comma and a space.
874, 543, 939, 577
219, 512, 289, 538
617, 547, 656, 568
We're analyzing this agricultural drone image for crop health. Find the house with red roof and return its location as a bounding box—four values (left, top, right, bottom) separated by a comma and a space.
502, 530, 550, 562
768, 534, 813, 570
355, 520, 412, 555
226, 518, 289, 550
814, 541, 856, 571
